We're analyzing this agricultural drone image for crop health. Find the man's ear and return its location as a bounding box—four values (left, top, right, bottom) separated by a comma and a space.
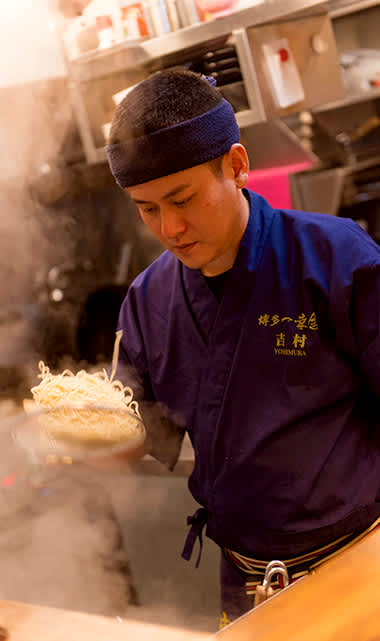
229, 143, 250, 188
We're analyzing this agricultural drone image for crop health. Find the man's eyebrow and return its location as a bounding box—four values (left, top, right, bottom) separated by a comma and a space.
132, 197, 152, 204
131, 184, 191, 205
162, 184, 191, 200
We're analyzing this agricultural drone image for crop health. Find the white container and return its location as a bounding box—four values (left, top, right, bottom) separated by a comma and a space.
119, 0, 152, 39
176, 0, 199, 25
341, 49, 380, 93
146, 0, 171, 35
166, 0, 181, 31
95, 15, 116, 48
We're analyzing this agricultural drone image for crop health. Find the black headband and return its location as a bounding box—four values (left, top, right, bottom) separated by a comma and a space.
106, 98, 240, 188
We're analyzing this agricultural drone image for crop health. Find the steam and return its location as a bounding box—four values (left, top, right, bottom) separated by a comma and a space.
0, 399, 218, 631
0, 401, 135, 615
0, 0, 66, 89
0, 0, 73, 322
0, 2, 216, 633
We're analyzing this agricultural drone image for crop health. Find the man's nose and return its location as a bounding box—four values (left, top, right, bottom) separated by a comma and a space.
160, 206, 186, 239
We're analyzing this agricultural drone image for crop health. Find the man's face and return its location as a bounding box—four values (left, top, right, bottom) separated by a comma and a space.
127, 151, 249, 276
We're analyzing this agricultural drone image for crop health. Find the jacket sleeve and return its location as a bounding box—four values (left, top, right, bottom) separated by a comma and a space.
353, 261, 380, 400
115, 292, 185, 471
330, 221, 380, 399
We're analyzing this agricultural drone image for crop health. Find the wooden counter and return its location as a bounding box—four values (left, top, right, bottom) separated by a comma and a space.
216, 527, 380, 640
2, 525, 379, 640
0, 600, 211, 641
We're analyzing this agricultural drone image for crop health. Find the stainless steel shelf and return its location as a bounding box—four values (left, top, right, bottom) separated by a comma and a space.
328, 0, 379, 18
312, 87, 380, 112
66, 0, 349, 165
68, 0, 327, 81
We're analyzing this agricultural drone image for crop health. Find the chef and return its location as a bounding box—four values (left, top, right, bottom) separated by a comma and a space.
106, 69, 380, 626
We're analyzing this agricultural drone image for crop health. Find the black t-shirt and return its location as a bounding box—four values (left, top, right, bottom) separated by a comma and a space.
204, 269, 232, 302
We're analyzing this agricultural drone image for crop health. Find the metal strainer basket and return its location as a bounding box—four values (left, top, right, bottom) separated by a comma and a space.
11, 404, 146, 463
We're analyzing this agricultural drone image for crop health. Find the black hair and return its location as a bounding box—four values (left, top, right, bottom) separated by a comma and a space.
109, 69, 223, 145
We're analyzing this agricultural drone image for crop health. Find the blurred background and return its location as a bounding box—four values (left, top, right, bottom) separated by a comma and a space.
0, 0, 379, 633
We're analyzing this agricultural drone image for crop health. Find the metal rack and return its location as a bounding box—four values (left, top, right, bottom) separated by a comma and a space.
313, 0, 380, 111
328, 0, 379, 17
68, 0, 326, 78
65, 0, 379, 165
312, 87, 380, 112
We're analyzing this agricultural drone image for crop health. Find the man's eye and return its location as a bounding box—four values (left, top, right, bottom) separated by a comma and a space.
173, 196, 193, 207
141, 206, 157, 215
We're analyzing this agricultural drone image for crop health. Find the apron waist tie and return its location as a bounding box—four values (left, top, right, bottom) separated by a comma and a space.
182, 507, 208, 568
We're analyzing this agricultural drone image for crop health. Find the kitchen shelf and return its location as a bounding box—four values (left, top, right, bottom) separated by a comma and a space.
68, 0, 326, 81
313, 87, 380, 112
328, 0, 380, 18
65, 0, 350, 165
67, 0, 380, 79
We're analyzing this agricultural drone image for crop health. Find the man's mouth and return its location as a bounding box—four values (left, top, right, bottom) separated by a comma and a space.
174, 241, 198, 253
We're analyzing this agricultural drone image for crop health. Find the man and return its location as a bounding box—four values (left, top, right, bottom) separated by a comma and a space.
106, 69, 380, 626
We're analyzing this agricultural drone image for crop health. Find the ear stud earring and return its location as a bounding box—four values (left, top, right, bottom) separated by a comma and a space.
237, 173, 248, 186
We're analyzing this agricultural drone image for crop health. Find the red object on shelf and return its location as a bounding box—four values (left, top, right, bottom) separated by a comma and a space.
195, 0, 237, 21
95, 15, 113, 30
121, 3, 149, 37
278, 47, 289, 63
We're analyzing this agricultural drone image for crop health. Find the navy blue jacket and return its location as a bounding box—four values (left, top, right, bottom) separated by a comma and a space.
118, 190, 380, 558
